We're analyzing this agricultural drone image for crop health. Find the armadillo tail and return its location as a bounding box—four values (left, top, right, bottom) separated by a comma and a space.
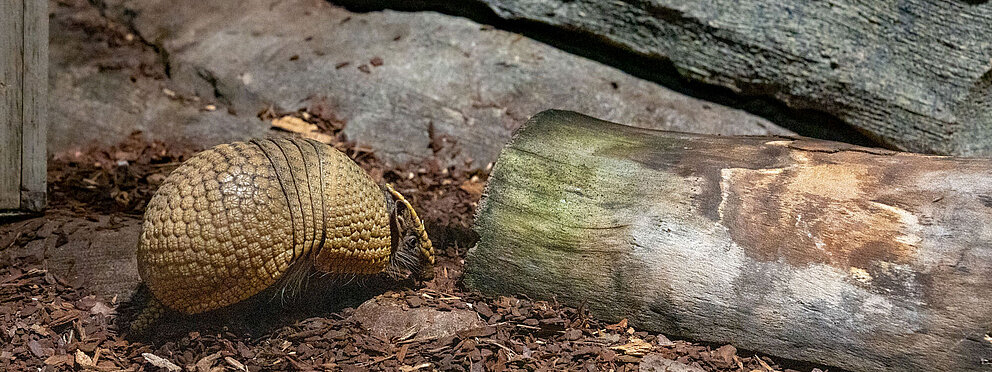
128, 298, 166, 335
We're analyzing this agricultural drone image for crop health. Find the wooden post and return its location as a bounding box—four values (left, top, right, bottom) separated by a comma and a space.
1, 0, 47, 213
467, 110, 992, 372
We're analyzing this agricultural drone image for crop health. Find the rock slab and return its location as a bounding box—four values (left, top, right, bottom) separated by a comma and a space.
353, 295, 485, 342
96, 0, 787, 167
640, 354, 706, 372
342, 0, 992, 156
47, 0, 268, 154
0, 214, 143, 301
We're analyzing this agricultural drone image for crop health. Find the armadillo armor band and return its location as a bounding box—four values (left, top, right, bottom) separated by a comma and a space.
137, 138, 392, 315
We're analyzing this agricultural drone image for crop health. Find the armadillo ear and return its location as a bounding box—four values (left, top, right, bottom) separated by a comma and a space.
384, 184, 436, 277
387, 193, 401, 256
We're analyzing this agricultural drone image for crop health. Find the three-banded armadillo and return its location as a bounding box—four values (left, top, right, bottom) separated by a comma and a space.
133, 138, 434, 327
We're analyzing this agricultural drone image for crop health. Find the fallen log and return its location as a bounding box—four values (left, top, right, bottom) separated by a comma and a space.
466, 110, 992, 372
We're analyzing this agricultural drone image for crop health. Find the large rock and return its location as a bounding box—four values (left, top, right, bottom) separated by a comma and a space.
47, 0, 268, 154
48, 69, 268, 153
96, 0, 788, 167
339, 0, 992, 157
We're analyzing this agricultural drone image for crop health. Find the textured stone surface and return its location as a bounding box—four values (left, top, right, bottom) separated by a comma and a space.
640, 354, 706, 372
48, 68, 268, 153
95, 0, 788, 168
47, 0, 268, 154
353, 295, 486, 342
0, 214, 144, 301
338, 0, 992, 156
47, 218, 143, 301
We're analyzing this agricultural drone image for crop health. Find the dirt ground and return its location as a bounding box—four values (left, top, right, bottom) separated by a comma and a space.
1, 1, 839, 371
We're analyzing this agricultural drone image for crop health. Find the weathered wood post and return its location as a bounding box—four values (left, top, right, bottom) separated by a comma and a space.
467, 110, 992, 371
1, 0, 48, 213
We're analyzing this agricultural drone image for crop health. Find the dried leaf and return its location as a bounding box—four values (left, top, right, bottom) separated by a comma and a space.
304, 131, 335, 143
271, 116, 333, 143
141, 353, 181, 372
609, 337, 653, 356
76, 350, 94, 367
606, 318, 628, 331
397, 344, 409, 364
756, 356, 775, 371
29, 323, 50, 336
459, 180, 485, 197
272, 116, 316, 133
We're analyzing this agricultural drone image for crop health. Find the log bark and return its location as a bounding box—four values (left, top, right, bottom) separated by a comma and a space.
467, 110, 992, 372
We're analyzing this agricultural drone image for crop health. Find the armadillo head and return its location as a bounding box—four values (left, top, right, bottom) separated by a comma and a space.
385, 184, 436, 281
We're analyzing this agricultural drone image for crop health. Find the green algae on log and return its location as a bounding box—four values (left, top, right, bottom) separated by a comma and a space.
467, 110, 992, 372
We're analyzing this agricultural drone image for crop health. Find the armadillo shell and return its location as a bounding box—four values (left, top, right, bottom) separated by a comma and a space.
137, 138, 391, 314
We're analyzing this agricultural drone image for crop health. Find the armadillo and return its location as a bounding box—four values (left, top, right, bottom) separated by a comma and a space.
132, 138, 434, 329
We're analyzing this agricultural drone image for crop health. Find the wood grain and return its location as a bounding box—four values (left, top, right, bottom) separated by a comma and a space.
20, 0, 47, 211
0, 0, 25, 209
468, 110, 992, 372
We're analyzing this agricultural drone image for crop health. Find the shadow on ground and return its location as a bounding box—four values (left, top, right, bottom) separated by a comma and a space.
119, 276, 411, 342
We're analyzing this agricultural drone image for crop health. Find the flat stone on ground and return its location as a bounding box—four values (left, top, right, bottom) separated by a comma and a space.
353, 295, 486, 342
0, 214, 143, 301
640, 354, 707, 372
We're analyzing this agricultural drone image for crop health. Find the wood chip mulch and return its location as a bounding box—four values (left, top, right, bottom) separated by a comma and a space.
0, 256, 827, 372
